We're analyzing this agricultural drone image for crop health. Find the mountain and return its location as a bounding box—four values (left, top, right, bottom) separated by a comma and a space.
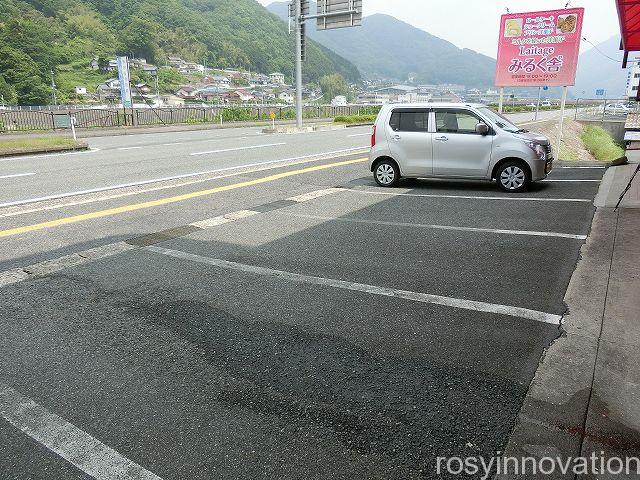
268, 1, 496, 87
571, 36, 627, 98
0, 0, 360, 104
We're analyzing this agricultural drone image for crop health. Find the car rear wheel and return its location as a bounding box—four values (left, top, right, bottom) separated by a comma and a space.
496, 161, 531, 193
374, 160, 400, 187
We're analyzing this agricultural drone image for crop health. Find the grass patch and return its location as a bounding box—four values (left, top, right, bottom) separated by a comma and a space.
581, 126, 625, 161
334, 114, 377, 124
560, 144, 579, 161
0, 137, 86, 156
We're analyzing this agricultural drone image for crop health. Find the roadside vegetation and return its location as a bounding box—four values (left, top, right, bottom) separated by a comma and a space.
334, 114, 377, 124
0, 137, 87, 156
581, 126, 625, 161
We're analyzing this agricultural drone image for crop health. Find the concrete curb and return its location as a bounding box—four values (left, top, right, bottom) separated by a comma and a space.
497, 208, 618, 479
0, 144, 89, 159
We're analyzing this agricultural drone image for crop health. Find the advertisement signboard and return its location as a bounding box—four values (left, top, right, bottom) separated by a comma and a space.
116, 56, 132, 108
495, 8, 584, 87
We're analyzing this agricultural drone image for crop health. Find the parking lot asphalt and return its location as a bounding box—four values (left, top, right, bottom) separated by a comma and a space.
0, 151, 605, 479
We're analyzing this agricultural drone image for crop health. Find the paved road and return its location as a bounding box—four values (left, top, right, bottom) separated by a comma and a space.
0, 119, 604, 479
0, 109, 568, 208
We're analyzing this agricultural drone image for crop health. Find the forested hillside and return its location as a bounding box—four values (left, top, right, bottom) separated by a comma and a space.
269, 1, 496, 87
0, 0, 360, 104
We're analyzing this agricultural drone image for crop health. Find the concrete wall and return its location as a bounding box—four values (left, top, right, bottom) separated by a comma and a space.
577, 120, 625, 143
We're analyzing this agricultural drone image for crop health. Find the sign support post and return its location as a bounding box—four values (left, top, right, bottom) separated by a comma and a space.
556, 86, 568, 160
535, 87, 542, 121
294, 0, 303, 128
498, 88, 504, 113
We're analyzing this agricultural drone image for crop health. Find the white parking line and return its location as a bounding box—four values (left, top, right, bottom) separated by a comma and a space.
343, 188, 591, 203
281, 213, 587, 240
0, 173, 35, 180
543, 179, 601, 183
117, 146, 143, 151
190, 142, 286, 156
146, 245, 562, 325
0, 383, 163, 480
162, 142, 184, 146
557, 166, 606, 169
347, 133, 371, 137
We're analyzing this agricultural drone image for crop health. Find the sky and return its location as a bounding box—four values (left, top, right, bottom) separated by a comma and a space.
257, 0, 621, 58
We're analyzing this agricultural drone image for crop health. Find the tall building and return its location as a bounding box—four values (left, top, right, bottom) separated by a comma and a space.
626, 57, 640, 99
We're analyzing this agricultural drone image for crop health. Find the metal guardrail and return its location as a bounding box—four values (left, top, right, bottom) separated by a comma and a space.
0, 105, 376, 132
574, 98, 638, 122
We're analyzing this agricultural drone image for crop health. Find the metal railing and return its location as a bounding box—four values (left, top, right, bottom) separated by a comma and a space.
0, 105, 378, 132
574, 98, 638, 122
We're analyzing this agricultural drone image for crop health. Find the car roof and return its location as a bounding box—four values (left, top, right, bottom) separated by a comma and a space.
383, 102, 486, 109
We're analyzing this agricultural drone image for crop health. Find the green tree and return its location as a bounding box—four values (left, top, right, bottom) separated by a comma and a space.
119, 18, 160, 63
0, 76, 18, 105
319, 73, 349, 102
0, 46, 50, 105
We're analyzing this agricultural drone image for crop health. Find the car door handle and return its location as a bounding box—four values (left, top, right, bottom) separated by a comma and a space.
392, 135, 401, 140
436, 136, 448, 142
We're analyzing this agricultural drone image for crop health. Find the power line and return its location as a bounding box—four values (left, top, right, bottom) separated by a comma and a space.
582, 37, 624, 63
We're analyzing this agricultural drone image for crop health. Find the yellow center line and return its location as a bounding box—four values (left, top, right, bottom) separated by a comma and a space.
0, 157, 368, 238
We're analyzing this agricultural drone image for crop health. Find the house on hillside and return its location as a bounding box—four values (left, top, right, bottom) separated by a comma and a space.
198, 86, 228, 103
278, 91, 294, 104
133, 83, 152, 95
227, 89, 255, 104
74, 86, 87, 96
176, 86, 198, 100
96, 79, 121, 101
209, 76, 231, 88
270, 72, 286, 86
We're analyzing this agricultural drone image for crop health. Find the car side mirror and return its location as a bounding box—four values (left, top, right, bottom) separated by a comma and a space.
476, 122, 489, 135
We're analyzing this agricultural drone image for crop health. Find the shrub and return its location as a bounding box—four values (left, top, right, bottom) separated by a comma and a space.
581, 126, 625, 161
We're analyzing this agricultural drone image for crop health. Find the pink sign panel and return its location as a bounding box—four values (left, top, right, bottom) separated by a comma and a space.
495, 8, 584, 87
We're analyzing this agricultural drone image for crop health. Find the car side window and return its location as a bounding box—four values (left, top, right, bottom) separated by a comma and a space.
389, 110, 428, 132
435, 110, 482, 134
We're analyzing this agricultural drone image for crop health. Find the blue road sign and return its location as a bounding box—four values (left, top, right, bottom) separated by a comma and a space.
543, 86, 549, 91
596, 89, 605, 96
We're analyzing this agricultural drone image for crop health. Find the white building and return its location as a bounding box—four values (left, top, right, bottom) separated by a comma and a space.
74, 86, 87, 95
270, 72, 286, 85
331, 95, 347, 106
626, 57, 640, 99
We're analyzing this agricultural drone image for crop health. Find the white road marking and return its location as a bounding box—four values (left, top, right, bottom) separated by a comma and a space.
0, 383, 163, 480
0, 147, 368, 214
0, 189, 343, 287
557, 166, 606, 169
0, 173, 35, 180
146, 246, 562, 325
543, 179, 601, 183
190, 142, 286, 156
190, 210, 260, 229
347, 133, 371, 137
287, 188, 346, 203
162, 142, 184, 146
344, 188, 591, 203
0, 149, 101, 162
117, 146, 143, 151
281, 213, 588, 240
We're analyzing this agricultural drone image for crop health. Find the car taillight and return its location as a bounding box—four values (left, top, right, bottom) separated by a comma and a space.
371, 125, 376, 147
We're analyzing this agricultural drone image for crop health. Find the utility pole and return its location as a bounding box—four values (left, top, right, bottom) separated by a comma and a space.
294, 0, 303, 128
50, 70, 57, 106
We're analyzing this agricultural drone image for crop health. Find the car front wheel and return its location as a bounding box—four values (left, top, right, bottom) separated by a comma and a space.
374, 160, 400, 187
496, 162, 531, 193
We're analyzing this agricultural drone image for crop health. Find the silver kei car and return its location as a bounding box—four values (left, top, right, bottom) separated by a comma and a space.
369, 103, 554, 192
